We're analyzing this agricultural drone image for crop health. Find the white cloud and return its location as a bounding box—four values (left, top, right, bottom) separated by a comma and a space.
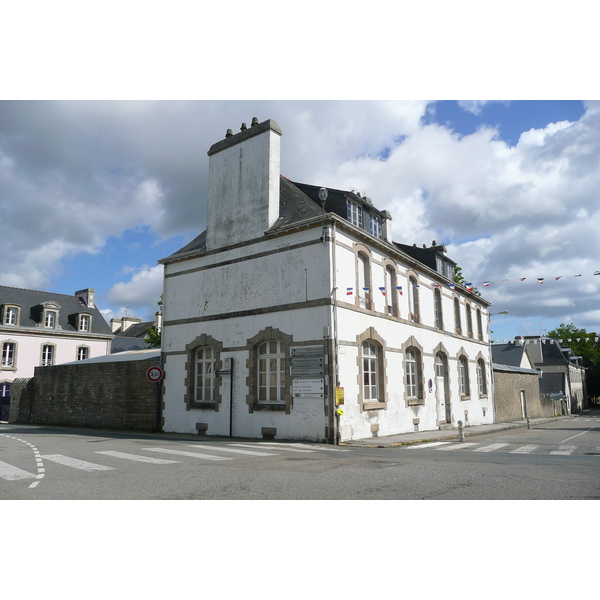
107, 264, 163, 310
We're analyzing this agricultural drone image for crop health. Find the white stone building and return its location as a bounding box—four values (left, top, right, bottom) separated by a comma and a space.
159, 118, 494, 442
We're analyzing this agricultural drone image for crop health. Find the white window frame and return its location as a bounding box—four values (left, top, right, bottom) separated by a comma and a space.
434, 288, 444, 330
257, 340, 285, 403
44, 310, 57, 328
41, 344, 55, 366
454, 298, 462, 335
2, 341, 16, 368
79, 314, 91, 332
195, 347, 215, 403
477, 359, 487, 396
459, 355, 470, 397
4, 306, 19, 325
347, 199, 363, 228
77, 346, 89, 361
361, 342, 379, 401
409, 276, 420, 323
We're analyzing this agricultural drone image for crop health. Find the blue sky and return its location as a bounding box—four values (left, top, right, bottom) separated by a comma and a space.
2, 99, 598, 345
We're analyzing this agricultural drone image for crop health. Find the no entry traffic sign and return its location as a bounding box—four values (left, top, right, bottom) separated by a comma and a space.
147, 366, 164, 383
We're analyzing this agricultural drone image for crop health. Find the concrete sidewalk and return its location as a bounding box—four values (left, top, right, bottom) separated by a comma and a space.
340, 414, 580, 448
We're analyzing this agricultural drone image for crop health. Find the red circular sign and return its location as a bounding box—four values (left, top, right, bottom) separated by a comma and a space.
147, 366, 164, 382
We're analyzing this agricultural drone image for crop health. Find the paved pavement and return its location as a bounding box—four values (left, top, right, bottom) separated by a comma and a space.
340, 411, 595, 448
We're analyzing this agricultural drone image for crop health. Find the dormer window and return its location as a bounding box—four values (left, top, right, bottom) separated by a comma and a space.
2, 305, 20, 326
368, 214, 382, 239
45, 310, 57, 328
78, 314, 91, 332
347, 200, 363, 227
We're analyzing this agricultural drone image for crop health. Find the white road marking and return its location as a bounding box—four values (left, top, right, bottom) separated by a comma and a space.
406, 441, 452, 449
0, 461, 36, 481
189, 444, 278, 456
437, 442, 480, 451
256, 442, 349, 452
95, 451, 180, 464
41, 454, 114, 471
232, 443, 316, 453
510, 445, 538, 454
550, 445, 576, 455
560, 426, 596, 443
473, 443, 510, 453
144, 448, 233, 461
2, 433, 46, 488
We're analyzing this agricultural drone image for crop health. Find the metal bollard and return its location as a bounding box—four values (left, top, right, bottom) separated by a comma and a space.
458, 420, 465, 442
526, 416, 531, 429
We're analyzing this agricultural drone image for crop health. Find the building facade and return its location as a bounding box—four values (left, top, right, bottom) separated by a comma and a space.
0, 286, 113, 419
159, 118, 494, 442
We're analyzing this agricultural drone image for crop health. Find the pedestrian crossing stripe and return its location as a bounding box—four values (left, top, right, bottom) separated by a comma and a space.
144, 448, 233, 461
189, 444, 279, 456
41, 454, 114, 471
407, 441, 451, 449
473, 443, 510, 452
0, 460, 36, 481
550, 445, 576, 455
437, 442, 479, 450
232, 443, 315, 453
95, 451, 180, 464
510, 445, 538, 454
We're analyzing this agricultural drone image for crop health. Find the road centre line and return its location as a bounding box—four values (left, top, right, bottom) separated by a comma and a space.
144, 448, 233, 461
1, 434, 46, 487
560, 426, 597, 444
189, 444, 279, 456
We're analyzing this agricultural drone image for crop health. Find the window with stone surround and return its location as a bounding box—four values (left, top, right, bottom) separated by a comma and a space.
77, 346, 90, 361
458, 354, 470, 398
246, 327, 293, 413
356, 327, 387, 411
2, 341, 16, 368
402, 336, 425, 406
2, 305, 20, 326
477, 358, 487, 396
184, 334, 223, 411
434, 288, 444, 330
41, 343, 55, 366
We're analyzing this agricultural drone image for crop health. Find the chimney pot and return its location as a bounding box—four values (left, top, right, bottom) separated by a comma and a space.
251, 117, 259, 126
240, 123, 247, 131
225, 129, 233, 137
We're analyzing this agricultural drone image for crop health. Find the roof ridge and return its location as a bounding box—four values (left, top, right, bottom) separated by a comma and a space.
0, 284, 83, 298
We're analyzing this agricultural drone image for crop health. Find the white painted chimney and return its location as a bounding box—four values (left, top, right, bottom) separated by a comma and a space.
206, 118, 282, 251
76, 288, 95, 308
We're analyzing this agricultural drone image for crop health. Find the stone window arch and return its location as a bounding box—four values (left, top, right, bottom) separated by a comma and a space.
246, 327, 293, 413
356, 327, 387, 411
184, 334, 224, 411
402, 336, 425, 406
406, 271, 420, 323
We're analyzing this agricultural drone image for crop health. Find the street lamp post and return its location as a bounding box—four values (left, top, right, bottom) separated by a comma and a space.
488, 310, 508, 425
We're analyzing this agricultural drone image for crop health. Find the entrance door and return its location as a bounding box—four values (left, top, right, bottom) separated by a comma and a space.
435, 353, 450, 423
0, 382, 10, 422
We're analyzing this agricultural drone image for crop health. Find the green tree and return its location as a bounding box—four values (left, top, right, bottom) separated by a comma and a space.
547, 323, 600, 399
144, 295, 163, 349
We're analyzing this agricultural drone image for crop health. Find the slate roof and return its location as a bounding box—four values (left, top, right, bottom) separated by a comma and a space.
0, 285, 112, 336
163, 176, 323, 262
492, 362, 539, 375
62, 348, 160, 365
491, 343, 528, 368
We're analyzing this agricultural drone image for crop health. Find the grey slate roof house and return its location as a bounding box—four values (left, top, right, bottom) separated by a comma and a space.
1, 285, 113, 420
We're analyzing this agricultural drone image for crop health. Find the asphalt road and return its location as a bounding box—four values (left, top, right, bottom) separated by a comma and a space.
1, 412, 599, 499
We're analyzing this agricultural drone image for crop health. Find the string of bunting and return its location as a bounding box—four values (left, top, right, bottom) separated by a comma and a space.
493, 337, 599, 344
340, 270, 600, 297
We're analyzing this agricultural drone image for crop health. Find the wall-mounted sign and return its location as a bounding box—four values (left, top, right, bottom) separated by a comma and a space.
335, 387, 345, 405
291, 345, 325, 379
292, 378, 325, 398
147, 366, 164, 383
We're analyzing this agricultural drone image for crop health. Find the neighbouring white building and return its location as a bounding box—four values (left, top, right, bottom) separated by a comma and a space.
0, 286, 114, 420
159, 118, 494, 442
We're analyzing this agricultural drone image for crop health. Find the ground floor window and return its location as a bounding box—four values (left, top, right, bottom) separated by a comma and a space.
195, 347, 215, 402
2, 342, 15, 368
41, 344, 54, 366
258, 341, 285, 403
361, 341, 379, 401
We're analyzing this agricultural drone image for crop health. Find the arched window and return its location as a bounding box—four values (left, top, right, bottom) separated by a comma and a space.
477, 358, 487, 396
361, 341, 379, 401
257, 340, 286, 403
454, 298, 462, 335
466, 304, 473, 338
385, 266, 396, 316
195, 347, 216, 402
459, 355, 470, 397
476, 308, 483, 341
357, 252, 372, 309
41, 344, 55, 366
434, 288, 444, 329
405, 347, 423, 400
409, 276, 420, 323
